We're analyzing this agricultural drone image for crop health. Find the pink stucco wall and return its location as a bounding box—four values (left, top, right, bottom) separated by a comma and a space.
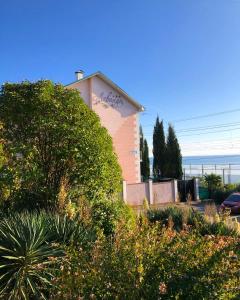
67, 76, 140, 183
125, 181, 176, 206
126, 182, 149, 206
68, 79, 90, 106
152, 182, 174, 204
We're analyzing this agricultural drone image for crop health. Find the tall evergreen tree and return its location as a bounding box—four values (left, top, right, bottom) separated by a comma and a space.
140, 125, 144, 162
141, 139, 150, 180
152, 117, 166, 179
165, 124, 183, 179
140, 126, 150, 180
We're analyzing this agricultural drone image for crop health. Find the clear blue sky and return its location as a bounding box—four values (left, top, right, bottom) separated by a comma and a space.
1, 0, 240, 156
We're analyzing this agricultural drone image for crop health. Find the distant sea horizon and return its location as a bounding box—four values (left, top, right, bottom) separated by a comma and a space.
182, 155, 240, 184
150, 154, 240, 166
182, 154, 240, 165
150, 154, 240, 183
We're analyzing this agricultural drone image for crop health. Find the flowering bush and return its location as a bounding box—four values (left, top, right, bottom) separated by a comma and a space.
91, 199, 136, 235
0, 206, 239, 299
50, 217, 240, 299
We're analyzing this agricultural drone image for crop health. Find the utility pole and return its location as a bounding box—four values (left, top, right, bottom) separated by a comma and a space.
184, 168, 187, 201
228, 164, 231, 184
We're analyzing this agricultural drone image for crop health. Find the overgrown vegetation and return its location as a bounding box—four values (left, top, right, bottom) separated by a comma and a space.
0, 81, 239, 299
0, 205, 239, 299
0, 81, 121, 210
147, 205, 239, 236
51, 206, 240, 299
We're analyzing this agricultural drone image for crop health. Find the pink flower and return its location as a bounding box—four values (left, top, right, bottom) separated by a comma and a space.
159, 282, 167, 294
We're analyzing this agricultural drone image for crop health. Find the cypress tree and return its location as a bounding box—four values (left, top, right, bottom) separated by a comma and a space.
152, 117, 166, 179
165, 124, 183, 179
142, 139, 150, 180
140, 126, 150, 181
140, 125, 144, 163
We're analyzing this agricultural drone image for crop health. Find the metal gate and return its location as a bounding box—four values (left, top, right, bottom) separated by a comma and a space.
177, 179, 195, 202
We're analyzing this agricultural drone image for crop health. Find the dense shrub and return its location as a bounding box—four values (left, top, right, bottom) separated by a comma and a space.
50, 221, 240, 299
0, 80, 122, 210
1, 207, 240, 299
91, 199, 136, 235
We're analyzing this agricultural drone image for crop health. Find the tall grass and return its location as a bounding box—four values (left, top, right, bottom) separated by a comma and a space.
147, 206, 238, 236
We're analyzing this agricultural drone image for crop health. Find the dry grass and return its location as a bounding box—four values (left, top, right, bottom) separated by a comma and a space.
204, 202, 218, 218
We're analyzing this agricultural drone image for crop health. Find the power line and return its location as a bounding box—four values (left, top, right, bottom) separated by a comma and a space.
140, 108, 240, 127
144, 135, 238, 142
179, 136, 240, 144
171, 108, 240, 123
178, 126, 240, 137
176, 121, 240, 133
142, 121, 240, 134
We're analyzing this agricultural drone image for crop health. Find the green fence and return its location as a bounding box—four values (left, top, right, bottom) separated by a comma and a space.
199, 187, 209, 200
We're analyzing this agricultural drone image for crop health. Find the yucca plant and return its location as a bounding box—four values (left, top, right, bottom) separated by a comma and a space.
0, 212, 64, 299
46, 213, 96, 249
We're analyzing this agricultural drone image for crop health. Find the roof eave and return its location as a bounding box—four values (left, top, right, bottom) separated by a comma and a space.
66, 71, 145, 112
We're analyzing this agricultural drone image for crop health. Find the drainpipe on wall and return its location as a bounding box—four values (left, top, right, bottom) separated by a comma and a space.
122, 180, 127, 203
193, 178, 200, 201
148, 179, 153, 205
172, 179, 178, 202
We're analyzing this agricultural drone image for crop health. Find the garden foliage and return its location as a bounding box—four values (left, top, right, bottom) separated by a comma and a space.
0, 80, 239, 299
51, 211, 240, 299
0, 207, 239, 299
0, 212, 95, 299
147, 206, 238, 236
0, 81, 121, 209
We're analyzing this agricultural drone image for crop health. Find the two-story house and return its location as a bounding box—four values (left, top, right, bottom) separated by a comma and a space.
66, 71, 144, 183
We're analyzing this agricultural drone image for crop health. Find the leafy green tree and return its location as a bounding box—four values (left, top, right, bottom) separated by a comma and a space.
0, 80, 122, 209
165, 124, 183, 179
140, 126, 150, 181
152, 117, 166, 179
